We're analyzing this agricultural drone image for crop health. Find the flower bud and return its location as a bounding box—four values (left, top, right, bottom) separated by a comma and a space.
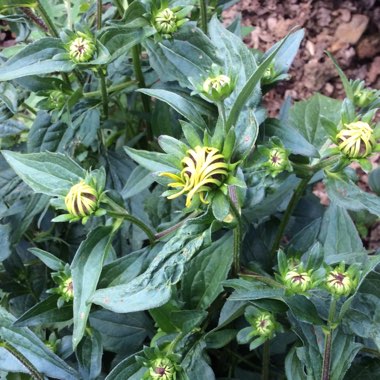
202, 74, 233, 101
353, 85, 379, 108
65, 180, 98, 218
47, 90, 66, 110
336, 121, 375, 158
68, 33, 96, 63
160, 146, 229, 207
284, 270, 312, 293
252, 312, 276, 338
149, 358, 176, 380
325, 269, 354, 297
154, 8, 178, 35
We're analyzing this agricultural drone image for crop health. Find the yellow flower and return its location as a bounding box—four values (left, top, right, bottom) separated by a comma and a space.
336, 121, 375, 158
65, 180, 98, 218
159, 146, 229, 207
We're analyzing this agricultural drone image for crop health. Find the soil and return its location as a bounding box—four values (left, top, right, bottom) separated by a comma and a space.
224, 0, 380, 249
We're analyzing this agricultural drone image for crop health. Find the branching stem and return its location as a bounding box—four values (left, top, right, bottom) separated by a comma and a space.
200, 0, 208, 34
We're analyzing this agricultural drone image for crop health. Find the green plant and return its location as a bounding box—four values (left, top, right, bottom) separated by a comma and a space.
0, 1, 379, 379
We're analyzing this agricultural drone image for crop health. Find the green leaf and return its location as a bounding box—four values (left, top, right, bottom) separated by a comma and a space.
124, 146, 180, 172
0, 223, 11, 261
100, 26, 155, 62
226, 29, 294, 129
0, 82, 18, 114
264, 118, 319, 157
71, 226, 114, 349
182, 340, 215, 380
76, 329, 102, 380
0, 0, 37, 9
157, 135, 189, 159
205, 329, 236, 349
325, 51, 354, 100
181, 233, 233, 309
13, 295, 72, 327
1, 151, 85, 196
105, 353, 145, 380
368, 167, 380, 195
325, 176, 380, 217
27, 112, 67, 153
318, 203, 364, 257
285, 347, 307, 380
89, 310, 154, 354
283, 295, 323, 325
289, 93, 341, 151
0, 120, 27, 138
138, 89, 207, 130
0, 307, 78, 379
0, 38, 74, 81
211, 191, 230, 221
28, 248, 64, 271
122, 166, 155, 200
92, 224, 211, 313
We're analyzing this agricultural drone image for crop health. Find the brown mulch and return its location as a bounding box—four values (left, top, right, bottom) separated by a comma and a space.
224, 0, 380, 249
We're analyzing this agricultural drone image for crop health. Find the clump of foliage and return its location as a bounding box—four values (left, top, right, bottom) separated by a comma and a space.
0, 1, 380, 379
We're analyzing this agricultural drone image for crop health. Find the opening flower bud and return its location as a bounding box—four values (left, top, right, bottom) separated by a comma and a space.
65, 180, 98, 218
202, 75, 233, 101
336, 121, 375, 158
159, 146, 229, 207
326, 269, 354, 297
284, 270, 312, 292
149, 358, 176, 380
68, 34, 96, 63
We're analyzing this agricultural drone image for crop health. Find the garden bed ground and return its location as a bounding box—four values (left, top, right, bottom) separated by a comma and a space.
225, 0, 380, 250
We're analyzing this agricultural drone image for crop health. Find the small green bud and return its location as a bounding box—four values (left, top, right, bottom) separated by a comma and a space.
284, 270, 312, 293
252, 312, 276, 338
68, 33, 96, 63
65, 180, 99, 218
325, 269, 355, 297
353, 87, 379, 108
154, 8, 178, 35
202, 74, 233, 101
149, 358, 176, 380
48, 266, 74, 306
47, 90, 66, 110
336, 121, 375, 158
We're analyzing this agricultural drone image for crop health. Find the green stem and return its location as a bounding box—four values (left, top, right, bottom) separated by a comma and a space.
270, 175, 312, 258
131, 45, 152, 140
22, 102, 37, 115
20, 7, 48, 33
229, 187, 242, 277
96, 0, 102, 30
98, 68, 109, 118
321, 297, 337, 380
262, 340, 270, 380
83, 80, 136, 98
1, 342, 44, 380
154, 212, 200, 240
217, 101, 227, 134
103, 195, 156, 244
36, 0, 59, 37
270, 155, 341, 258
200, 0, 208, 34
64, 0, 72, 29
239, 269, 285, 288
113, 0, 124, 15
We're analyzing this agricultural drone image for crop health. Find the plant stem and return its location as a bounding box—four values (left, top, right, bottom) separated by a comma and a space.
96, 0, 102, 30
1, 342, 44, 380
98, 68, 109, 118
113, 0, 124, 15
229, 187, 242, 277
131, 45, 152, 140
270, 175, 312, 258
217, 101, 227, 134
103, 195, 156, 244
83, 80, 136, 98
20, 7, 48, 33
22, 102, 37, 115
63, 0, 72, 29
321, 297, 337, 380
154, 212, 200, 240
199, 0, 208, 34
36, 0, 59, 37
262, 340, 270, 380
